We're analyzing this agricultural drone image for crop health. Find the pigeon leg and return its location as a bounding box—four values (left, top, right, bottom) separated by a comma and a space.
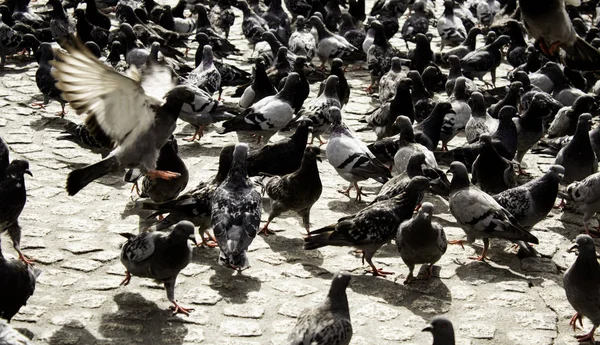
183, 126, 204, 142
555, 199, 566, 209
354, 182, 365, 202
30, 102, 47, 109
57, 103, 67, 118
120, 271, 132, 286
448, 239, 466, 249
197, 231, 219, 248
258, 220, 276, 236
17, 251, 35, 266
517, 165, 531, 176
441, 143, 449, 151
365, 82, 375, 94
585, 223, 600, 238
414, 203, 421, 212
403, 266, 415, 284
8, 225, 33, 265
165, 280, 194, 316
130, 181, 141, 196
338, 183, 354, 198
364, 250, 393, 276
469, 238, 489, 261
146, 170, 181, 180
574, 326, 596, 343
317, 136, 327, 146
570, 312, 584, 331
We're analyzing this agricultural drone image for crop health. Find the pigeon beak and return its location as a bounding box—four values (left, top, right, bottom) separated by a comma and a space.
568, 244, 579, 253
25, 169, 32, 176
422, 324, 434, 332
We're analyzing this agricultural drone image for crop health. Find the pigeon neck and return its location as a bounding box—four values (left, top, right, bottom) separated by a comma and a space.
399, 125, 415, 143
266, 37, 283, 55
291, 125, 310, 145
254, 65, 273, 89
373, 29, 389, 46
453, 84, 467, 101
326, 284, 350, 316
443, 5, 454, 17
226, 159, 251, 189
268, 0, 282, 11
313, 21, 332, 39
463, 30, 479, 50
51, 2, 67, 20
276, 80, 296, 103
202, 52, 214, 68
450, 173, 470, 192
76, 13, 93, 31
39, 49, 54, 65
298, 154, 319, 177
471, 101, 486, 117
324, 82, 339, 98
449, 63, 463, 79
574, 249, 600, 272
406, 160, 424, 178
85, 0, 98, 13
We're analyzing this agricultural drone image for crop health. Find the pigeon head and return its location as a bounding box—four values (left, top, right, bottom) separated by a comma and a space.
448, 55, 461, 68
530, 93, 550, 111
308, 15, 325, 29
406, 152, 426, 176
412, 0, 425, 13
73, 8, 85, 18
540, 62, 564, 80
548, 164, 565, 180
442, 0, 454, 14
85, 42, 102, 59
394, 115, 414, 137
323, 75, 340, 97
296, 15, 306, 28
279, 72, 301, 98
165, 86, 197, 107
509, 81, 524, 95
294, 56, 308, 70
195, 32, 210, 47
418, 202, 435, 220
201, 45, 214, 65
510, 71, 530, 88
405, 176, 430, 194
415, 33, 430, 46
150, 42, 161, 55
485, 31, 497, 45
498, 105, 518, 120
491, 34, 510, 48
235, 0, 250, 11
216, 145, 235, 183
390, 57, 402, 71
328, 272, 351, 297
436, 102, 455, 116
397, 78, 413, 92
593, 38, 600, 49
478, 133, 493, 146
171, 220, 197, 245
423, 316, 455, 344
576, 113, 593, 130
448, 161, 469, 189
572, 95, 597, 114
304, 145, 322, 162
340, 11, 353, 24
38, 42, 55, 63
331, 58, 345, 73
467, 92, 485, 112
568, 234, 597, 258
7, 159, 32, 177
454, 76, 467, 92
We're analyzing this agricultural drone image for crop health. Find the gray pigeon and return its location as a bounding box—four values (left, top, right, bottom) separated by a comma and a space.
211, 143, 262, 270
119, 221, 196, 316
471, 134, 517, 194
448, 161, 539, 261
52, 41, 196, 196
302, 75, 341, 146
178, 86, 236, 142
559, 171, 600, 236
0, 245, 40, 322
326, 106, 391, 202
563, 235, 600, 343
494, 165, 564, 229
0, 319, 32, 344
396, 202, 447, 284
423, 316, 456, 345
286, 272, 352, 345
186, 45, 222, 99
556, 113, 598, 185
260, 146, 322, 235
464, 92, 498, 144
514, 93, 551, 175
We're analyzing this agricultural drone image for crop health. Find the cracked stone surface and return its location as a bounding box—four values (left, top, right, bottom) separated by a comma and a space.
0, 0, 592, 343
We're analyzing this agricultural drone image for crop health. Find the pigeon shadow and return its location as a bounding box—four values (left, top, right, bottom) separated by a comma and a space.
454, 258, 535, 287
260, 233, 328, 278
27, 115, 69, 132
207, 269, 262, 304
326, 199, 368, 215
349, 272, 452, 320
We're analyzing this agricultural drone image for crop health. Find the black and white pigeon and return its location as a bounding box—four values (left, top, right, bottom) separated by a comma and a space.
401, 0, 429, 46
237, 0, 269, 44
559, 171, 600, 236
547, 94, 597, 138
376, 152, 429, 203
408, 33, 434, 74
465, 92, 498, 143
0, 136, 32, 265
514, 93, 551, 174
31, 42, 66, 117
52, 41, 197, 196
437, 0, 467, 50
73, 8, 108, 50
488, 81, 523, 119
0, 241, 40, 323
57, 120, 113, 157
556, 113, 598, 185
119, 221, 196, 316
177, 86, 236, 142
239, 58, 276, 108
219, 73, 300, 143
366, 20, 403, 92
304, 176, 430, 276
475, 0, 500, 28
326, 107, 391, 202
414, 102, 455, 151
494, 165, 564, 229
259, 146, 322, 235
444, 55, 477, 96
303, 75, 341, 145
447, 161, 539, 261
461, 35, 510, 87
471, 134, 517, 194
286, 272, 352, 345
442, 27, 482, 63
47, 0, 72, 44
396, 202, 447, 284
186, 45, 222, 99
440, 77, 472, 150
309, 15, 364, 68
423, 317, 456, 345
211, 143, 261, 270
288, 15, 316, 60
367, 78, 414, 140
563, 234, 600, 343
378, 57, 404, 102
394, 115, 438, 174
339, 12, 365, 49
317, 58, 350, 107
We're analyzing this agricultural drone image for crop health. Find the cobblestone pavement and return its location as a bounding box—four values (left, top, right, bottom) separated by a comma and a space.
0, 0, 596, 344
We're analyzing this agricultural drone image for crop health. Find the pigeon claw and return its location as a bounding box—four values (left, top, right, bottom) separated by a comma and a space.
448, 239, 465, 250
570, 312, 584, 332
169, 302, 194, 316
18, 252, 35, 266
120, 271, 131, 286
258, 224, 276, 236
574, 325, 596, 343
554, 199, 566, 209
366, 267, 394, 277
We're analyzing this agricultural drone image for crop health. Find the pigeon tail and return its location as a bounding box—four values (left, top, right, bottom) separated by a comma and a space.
562, 37, 600, 71
66, 155, 120, 196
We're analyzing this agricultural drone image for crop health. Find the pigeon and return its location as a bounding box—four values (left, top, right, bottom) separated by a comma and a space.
519, 0, 600, 70
541, 63, 588, 107
304, 176, 430, 276
491, 105, 520, 161
73, 8, 108, 50
237, 0, 269, 44
209, 0, 235, 39
563, 234, 600, 343
494, 19, 529, 68
471, 133, 517, 194
378, 57, 405, 102
83, 0, 111, 30
494, 165, 564, 229
461, 35, 510, 87
0, 241, 40, 323
309, 15, 364, 68
475, 0, 500, 28
396, 202, 447, 284
177, 87, 236, 142
465, 92, 498, 143
211, 143, 261, 270
31, 42, 66, 117
51, 41, 197, 196
304, 75, 341, 145
193, 43, 250, 88
514, 93, 552, 174
259, 146, 322, 235
119, 221, 196, 316
408, 33, 434, 74
136, 137, 189, 203
339, 12, 365, 49
444, 55, 477, 97
423, 317, 456, 345
286, 272, 352, 345
262, 0, 291, 44
367, 78, 414, 140
0, 319, 33, 344
408, 71, 436, 123
0, 137, 32, 265
239, 58, 277, 108
246, 120, 311, 177
559, 171, 600, 235
284, 0, 311, 22
401, 0, 429, 45
317, 58, 350, 107
376, 152, 429, 203
218, 73, 299, 143
442, 27, 482, 63
488, 81, 524, 119
394, 115, 438, 174
326, 106, 391, 202
47, 0, 72, 44
288, 16, 316, 60
186, 45, 222, 99
194, 32, 240, 60
548, 94, 597, 138
440, 77, 472, 150
437, 0, 467, 51
556, 113, 598, 185
447, 161, 539, 261
140, 145, 234, 247
57, 120, 113, 157
367, 20, 404, 92
414, 102, 455, 151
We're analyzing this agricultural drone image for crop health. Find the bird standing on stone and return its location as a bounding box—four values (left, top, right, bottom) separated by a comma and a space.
564, 234, 600, 343
423, 317, 456, 345
396, 202, 447, 284
556, 113, 598, 185
0, 242, 40, 322
286, 272, 352, 345
211, 144, 261, 270
559, 171, 600, 237
119, 221, 197, 316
